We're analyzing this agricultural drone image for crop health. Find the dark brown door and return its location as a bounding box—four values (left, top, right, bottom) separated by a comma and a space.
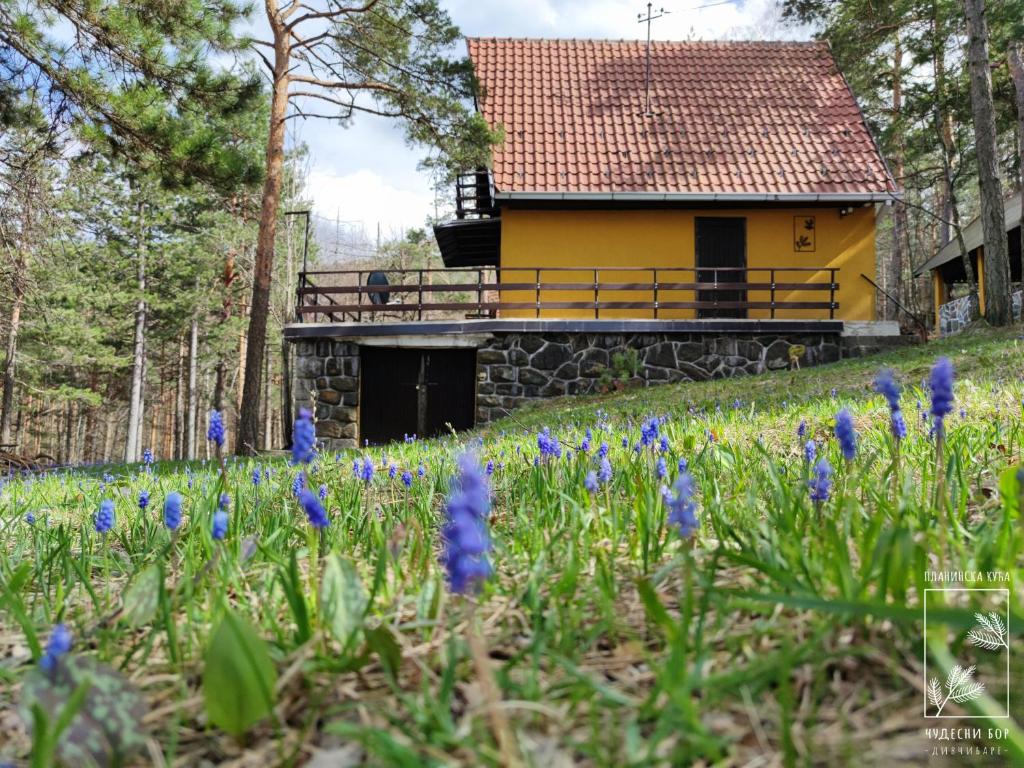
695, 217, 747, 318
359, 347, 476, 445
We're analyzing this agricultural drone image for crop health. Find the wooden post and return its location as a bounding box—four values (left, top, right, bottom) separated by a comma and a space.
932, 270, 946, 330
976, 249, 987, 316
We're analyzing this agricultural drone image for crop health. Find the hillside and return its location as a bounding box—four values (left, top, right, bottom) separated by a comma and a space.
2, 328, 1023, 766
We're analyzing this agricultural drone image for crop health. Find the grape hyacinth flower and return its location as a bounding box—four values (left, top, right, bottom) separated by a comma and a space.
809, 458, 832, 503
929, 357, 955, 434
212, 510, 228, 541
659, 435, 669, 453
656, 456, 668, 480
665, 473, 698, 539
142, 448, 154, 467
359, 457, 374, 483
804, 439, 817, 465
291, 408, 316, 465
207, 410, 225, 449
388, 463, 398, 479
401, 470, 413, 488
537, 428, 561, 459
252, 467, 261, 486
640, 417, 659, 447
163, 492, 182, 531
874, 368, 906, 442
797, 420, 807, 439
598, 457, 613, 485
417, 464, 426, 478
485, 459, 495, 476
94, 499, 115, 534
25, 512, 35, 525
292, 472, 306, 497
834, 408, 857, 462
440, 454, 492, 594
584, 471, 599, 494
318, 484, 328, 501
138, 489, 150, 510
298, 489, 330, 529
40, 623, 72, 674
598, 441, 609, 459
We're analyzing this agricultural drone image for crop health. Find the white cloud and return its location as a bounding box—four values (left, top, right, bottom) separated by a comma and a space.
306, 168, 438, 238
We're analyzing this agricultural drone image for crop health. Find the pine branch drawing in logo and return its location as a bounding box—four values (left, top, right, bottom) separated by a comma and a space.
967, 611, 1009, 651
928, 665, 985, 716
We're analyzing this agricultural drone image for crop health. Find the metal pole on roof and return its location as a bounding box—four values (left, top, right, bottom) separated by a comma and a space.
638, 3, 668, 117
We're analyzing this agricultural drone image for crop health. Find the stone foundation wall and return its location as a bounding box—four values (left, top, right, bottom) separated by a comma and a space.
940, 290, 1023, 337
292, 330, 913, 448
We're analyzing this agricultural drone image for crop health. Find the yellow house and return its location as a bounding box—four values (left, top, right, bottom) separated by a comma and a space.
434, 38, 898, 323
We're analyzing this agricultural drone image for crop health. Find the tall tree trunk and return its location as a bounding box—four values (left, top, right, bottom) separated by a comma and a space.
1010, 41, 1024, 290
887, 36, 907, 322
263, 341, 273, 451
0, 276, 24, 447
175, 336, 186, 459
239, 3, 290, 455
125, 202, 148, 461
186, 318, 199, 459
965, 0, 1012, 325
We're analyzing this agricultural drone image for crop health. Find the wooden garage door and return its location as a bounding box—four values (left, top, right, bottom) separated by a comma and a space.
360, 347, 476, 445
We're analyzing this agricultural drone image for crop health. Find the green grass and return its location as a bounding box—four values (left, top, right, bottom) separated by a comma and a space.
2, 327, 1024, 766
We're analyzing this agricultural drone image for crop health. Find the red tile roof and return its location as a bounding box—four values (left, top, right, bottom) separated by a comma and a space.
466, 38, 897, 197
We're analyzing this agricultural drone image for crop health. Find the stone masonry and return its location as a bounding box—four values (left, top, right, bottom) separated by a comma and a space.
292, 330, 914, 448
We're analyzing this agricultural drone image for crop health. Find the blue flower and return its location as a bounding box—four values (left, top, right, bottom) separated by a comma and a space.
659, 435, 669, 453
598, 457, 613, 485
142, 448, 154, 466
417, 464, 426, 478
388, 463, 397, 479
677, 457, 688, 472
138, 489, 150, 510
537, 428, 561, 459
930, 357, 955, 422
584, 471, 599, 494
212, 510, 229, 540
401, 470, 413, 488
440, 454, 492, 594
207, 410, 225, 448
252, 467, 261, 486
665, 473, 698, 538
218, 493, 230, 510
640, 417, 659, 447
598, 441, 609, 459
40, 623, 72, 674
809, 458, 832, 502
656, 456, 668, 480
94, 499, 115, 534
834, 408, 857, 462
24, 512, 35, 526
891, 409, 908, 440
298, 489, 330, 528
485, 459, 495, 476
292, 472, 306, 497
291, 408, 316, 465
163, 492, 182, 531
804, 439, 817, 464
874, 369, 901, 412
359, 457, 374, 483
318, 484, 328, 501
797, 420, 807, 439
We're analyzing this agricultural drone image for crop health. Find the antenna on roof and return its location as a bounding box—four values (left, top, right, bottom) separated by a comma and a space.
637, 2, 669, 116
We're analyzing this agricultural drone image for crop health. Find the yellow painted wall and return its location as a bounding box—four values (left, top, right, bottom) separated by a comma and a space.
498, 207, 877, 321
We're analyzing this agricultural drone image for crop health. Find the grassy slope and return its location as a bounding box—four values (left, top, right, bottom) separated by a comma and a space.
2, 327, 1024, 767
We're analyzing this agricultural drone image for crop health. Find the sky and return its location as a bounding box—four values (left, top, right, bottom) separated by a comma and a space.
293, 0, 812, 250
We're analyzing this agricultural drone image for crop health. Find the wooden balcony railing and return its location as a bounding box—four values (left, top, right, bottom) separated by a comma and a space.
295, 266, 839, 323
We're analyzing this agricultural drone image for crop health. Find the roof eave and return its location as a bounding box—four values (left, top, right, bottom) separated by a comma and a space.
494, 191, 900, 203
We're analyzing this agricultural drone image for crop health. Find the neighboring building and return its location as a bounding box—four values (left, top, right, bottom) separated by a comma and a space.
287, 38, 908, 448
914, 195, 1023, 336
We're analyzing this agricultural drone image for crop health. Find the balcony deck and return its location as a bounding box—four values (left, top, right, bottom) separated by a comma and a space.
293, 265, 841, 331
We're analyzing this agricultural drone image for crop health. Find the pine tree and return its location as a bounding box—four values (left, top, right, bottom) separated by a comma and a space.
236, 0, 498, 454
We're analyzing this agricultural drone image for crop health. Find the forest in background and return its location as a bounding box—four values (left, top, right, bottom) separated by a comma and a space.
2, 0, 1024, 465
